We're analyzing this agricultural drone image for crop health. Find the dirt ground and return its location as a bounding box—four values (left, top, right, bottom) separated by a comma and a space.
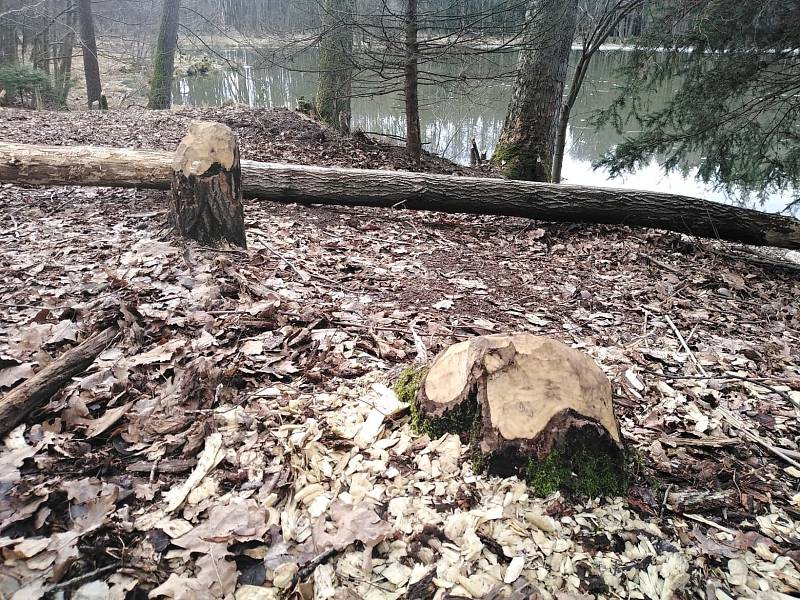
1, 107, 799, 599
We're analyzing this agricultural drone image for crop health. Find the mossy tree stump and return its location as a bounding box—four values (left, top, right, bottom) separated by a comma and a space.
404, 334, 627, 497
171, 121, 247, 248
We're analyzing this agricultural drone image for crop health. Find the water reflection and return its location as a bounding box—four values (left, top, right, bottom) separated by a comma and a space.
174, 48, 794, 214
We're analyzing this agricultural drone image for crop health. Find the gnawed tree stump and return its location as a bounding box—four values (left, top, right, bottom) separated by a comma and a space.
400, 333, 627, 497
171, 121, 247, 248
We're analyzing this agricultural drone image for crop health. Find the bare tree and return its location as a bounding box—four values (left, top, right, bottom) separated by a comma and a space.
47, 0, 78, 106
492, 0, 579, 181
551, 0, 643, 182
77, 0, 102, 108
403, 0, 421, 161
259, 0, 528, 162
316, 0, 354, 132
0, 0, 21, 64
148, 0, 181, 109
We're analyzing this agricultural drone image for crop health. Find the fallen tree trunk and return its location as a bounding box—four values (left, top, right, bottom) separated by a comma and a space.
0, 327, 119, 438
1, 141, 798, 249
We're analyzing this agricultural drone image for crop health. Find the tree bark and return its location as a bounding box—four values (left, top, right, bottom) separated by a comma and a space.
493, 0, 579, 181
148, 0, 180, 110
170, 122, 246, 247
0, 327, 118, 438
0, 141, 799, 250
77, 0, 102, 108
316, 0, 353, 133
403, 0, 422, 162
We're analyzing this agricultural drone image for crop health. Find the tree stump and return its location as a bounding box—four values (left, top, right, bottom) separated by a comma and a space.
170, 121, 247, 248
404, 333, 627, 497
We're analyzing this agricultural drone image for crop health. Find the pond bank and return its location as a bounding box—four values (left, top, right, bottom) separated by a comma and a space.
0, 105, 493, 176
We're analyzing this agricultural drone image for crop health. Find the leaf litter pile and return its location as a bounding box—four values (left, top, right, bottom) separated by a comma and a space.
1, 107, 799, 600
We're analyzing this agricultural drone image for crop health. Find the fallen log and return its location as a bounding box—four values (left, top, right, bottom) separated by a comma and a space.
1, 141, 798, 249
0, 327, 119, 438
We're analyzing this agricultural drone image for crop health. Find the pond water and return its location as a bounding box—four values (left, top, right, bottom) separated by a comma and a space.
173, 48, 795, 214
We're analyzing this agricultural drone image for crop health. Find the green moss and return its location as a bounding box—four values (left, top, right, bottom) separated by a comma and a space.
524, 444, 628, 499
394, 365, 482, 440
394, 365, 427, 430
491, 142, 552, 182
471, 449, 489, 474
430, 395, 480, 440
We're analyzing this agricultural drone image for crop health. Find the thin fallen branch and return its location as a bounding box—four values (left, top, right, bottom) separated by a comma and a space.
0, 326, 119, 438
717, 407, 800, 470
283, 547, 340, 597
664, 314, 708, 377
644, 254, 683, 276
249, 227, 341, 286
682, 513, 737, 535
42, 563, 119, 593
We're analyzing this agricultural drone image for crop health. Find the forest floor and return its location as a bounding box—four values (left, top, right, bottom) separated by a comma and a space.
1, 106, 799, 600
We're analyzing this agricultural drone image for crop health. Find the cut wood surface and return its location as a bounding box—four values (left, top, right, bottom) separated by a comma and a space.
0, 327, 119, 438
1, 141, 799, 249
420, 333, 623, 456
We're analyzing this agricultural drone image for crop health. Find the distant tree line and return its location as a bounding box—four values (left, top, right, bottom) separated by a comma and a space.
185, 0, 652, 40
0, 0, 77, 106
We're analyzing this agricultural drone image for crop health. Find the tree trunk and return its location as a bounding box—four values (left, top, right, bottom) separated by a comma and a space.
50, 0, 76, 106
77, 0, 102, 108
148, 0, 180, 110
0, 327, 118, 438
0, 1, 19, 65
316, 0, 353, 133
1, 141, 799, 250
404, 0, 422, 162
31, 8, 50, 75
552, 51, 589, 184
170, 122, 246, 247
493, 0, 579, 181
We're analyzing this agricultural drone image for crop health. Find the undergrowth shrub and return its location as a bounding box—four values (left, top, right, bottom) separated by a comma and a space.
0, 65, 53, 108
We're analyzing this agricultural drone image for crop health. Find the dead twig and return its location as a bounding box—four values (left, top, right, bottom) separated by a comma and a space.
249, 227, 341, 286
644, 254, 682, 275
283, 547, 340, 597
682, 513, 737, 535
42, 563, 120, 593
717, 407, 800, 470
664, 314, 708, 376
643, 369, 800, 412
8, 211, 19, 238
